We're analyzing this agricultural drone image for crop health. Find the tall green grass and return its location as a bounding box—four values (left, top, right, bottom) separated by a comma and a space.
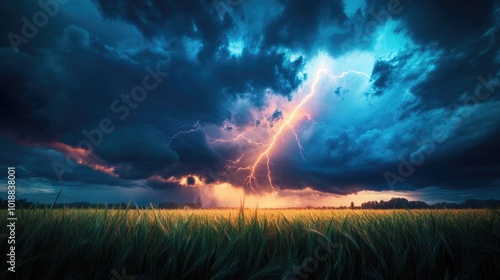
1, 207, 499, 279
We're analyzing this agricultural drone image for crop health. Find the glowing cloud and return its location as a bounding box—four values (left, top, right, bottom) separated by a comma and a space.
238, 68, 371, 193
48, 142, 117, 176
165, 59, 371, 195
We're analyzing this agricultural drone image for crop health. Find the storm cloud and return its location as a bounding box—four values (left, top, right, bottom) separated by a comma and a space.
1, 0, 499, 205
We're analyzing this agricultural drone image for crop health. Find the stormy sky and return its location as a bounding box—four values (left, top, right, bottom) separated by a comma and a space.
1, 0, 499, 207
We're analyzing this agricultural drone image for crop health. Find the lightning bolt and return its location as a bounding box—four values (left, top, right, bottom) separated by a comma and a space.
208, 134, 268, 147
291, 126, 306, 161
166, 121, 202, 146
163, 68, 370, 193
167, 124, 268, 147
241, 69, 370, 192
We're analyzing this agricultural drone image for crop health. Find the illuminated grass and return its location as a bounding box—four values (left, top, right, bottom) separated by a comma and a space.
1, 208, 499, 279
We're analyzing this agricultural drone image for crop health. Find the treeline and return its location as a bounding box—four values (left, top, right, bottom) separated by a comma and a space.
360, 197, 500, 209
157, 201, 202, 209
0, 198, 202, 209
1, 197, 499, 209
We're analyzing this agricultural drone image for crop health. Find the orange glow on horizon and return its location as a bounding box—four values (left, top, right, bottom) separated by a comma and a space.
156, 175, 419, 208
176, 180, 418, 208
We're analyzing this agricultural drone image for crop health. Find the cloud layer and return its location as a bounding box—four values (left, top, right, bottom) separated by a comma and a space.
1, 0, 499, 205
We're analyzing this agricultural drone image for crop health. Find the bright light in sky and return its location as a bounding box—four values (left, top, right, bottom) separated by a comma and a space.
228, 39, 245, 57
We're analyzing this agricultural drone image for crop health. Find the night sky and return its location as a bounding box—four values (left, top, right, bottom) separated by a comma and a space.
1, 0, 499, 207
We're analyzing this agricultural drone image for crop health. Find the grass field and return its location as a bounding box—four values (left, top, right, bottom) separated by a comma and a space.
1, 207, 499, 279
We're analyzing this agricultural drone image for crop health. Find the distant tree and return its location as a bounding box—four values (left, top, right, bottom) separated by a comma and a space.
350, 201, 354, 210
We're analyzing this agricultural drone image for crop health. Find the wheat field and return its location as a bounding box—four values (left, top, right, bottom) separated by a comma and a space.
1, 207, 499, 279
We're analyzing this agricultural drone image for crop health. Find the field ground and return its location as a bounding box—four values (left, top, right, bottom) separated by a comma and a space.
1, 208, 499, 279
